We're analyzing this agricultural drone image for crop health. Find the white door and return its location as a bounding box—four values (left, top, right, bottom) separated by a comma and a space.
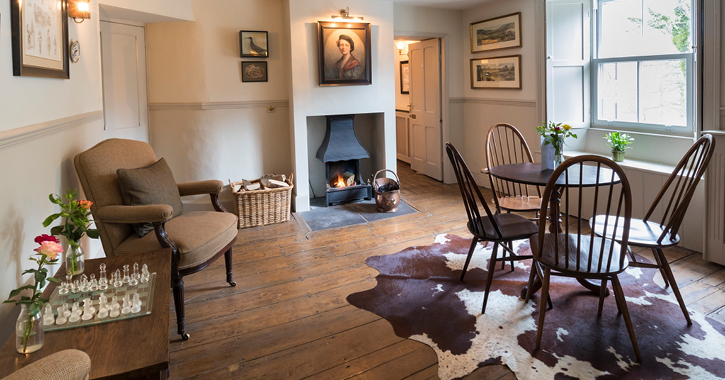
100, 21, 149, 142
409, 39, 443, 181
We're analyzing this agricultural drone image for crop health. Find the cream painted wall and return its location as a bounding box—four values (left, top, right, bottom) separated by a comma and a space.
146, 0, 292, 211
98, 0, 194, 22
287, 0, 397, 212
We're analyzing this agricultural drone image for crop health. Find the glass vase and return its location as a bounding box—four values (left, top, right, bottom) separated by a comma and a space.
553, 139, 565, 168
16, 304, 44, 354
65, 244, 84, 275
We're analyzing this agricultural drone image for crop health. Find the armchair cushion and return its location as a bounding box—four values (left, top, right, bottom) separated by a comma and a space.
115, 211, 238, 270
117, 158, 183, 237
94, 204, 174, 224
2, 349, 91, 380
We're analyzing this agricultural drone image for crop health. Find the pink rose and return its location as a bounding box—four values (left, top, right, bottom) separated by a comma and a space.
34, 234, 59, 245
34, 241, 63, 260
79, 200, 92, 210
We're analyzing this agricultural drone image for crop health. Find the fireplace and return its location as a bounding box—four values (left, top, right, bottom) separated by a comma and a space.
316, 115, 373, 206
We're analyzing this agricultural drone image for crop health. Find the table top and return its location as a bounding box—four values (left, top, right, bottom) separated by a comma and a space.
0, 249, 171, 380
488, 162, 621, 187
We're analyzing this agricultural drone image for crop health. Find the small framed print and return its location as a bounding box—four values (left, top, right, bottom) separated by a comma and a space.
470, 12, 522, 54
242, 61, 268, 82
400, 61, 410, 94
470, 55, 521, 90
240, 30, 268, 58
10, 0, 70, 78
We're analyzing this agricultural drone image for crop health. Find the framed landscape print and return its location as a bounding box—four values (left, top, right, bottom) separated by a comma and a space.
242, 61, 268, 82
10, 0, 69, 78
470, 55, 521, 89
318, 21, 371, 86
240, 30, 268, 58
400, 61, 410, 94
470, 12, 521, 53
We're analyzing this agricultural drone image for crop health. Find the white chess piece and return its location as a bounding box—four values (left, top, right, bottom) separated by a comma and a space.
109, 296, 120, 318
69, 302, 81, 323
140, 264, 150, 284
131, 293, 142, 313
121, 294, 131, 314
43, 304, 55, 326
99, 263, 108, 290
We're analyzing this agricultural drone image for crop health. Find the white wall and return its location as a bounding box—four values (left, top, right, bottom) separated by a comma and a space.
98, 0, 194, 23
286, 0, 397, 211
146, 0, 292, 210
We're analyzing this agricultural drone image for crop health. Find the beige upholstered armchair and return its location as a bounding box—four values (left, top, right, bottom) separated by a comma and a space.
74, 139, 238, 340
1, 350, 91, 380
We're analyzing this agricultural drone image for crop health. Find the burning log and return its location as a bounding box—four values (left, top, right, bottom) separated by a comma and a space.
342, 171, 355, 187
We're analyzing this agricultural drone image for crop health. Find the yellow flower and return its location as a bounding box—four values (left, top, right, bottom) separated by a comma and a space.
562, 124, 572, 131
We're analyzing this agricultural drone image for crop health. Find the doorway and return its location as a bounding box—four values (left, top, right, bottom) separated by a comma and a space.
394, 37, 444, 182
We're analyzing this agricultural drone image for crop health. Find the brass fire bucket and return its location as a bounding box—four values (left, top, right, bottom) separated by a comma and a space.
373, 169, 401, 213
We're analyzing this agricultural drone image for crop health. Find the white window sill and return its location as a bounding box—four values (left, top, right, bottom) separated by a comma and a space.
562, 150, 676, 176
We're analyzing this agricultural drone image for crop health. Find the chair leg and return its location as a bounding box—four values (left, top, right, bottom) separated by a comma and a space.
172, 273, 189, 340
534, 267, 551, 352
524, 264, 537, 303
611, 275, 642, 362
507, 241, 515, 272
224, 247, 236, 286
461, 237, 479, 281
656, 248, 692, 325
650, 248, 670, 288
597, 278, 608, 317
500, 248, 507, 270
482, 242, 500, 314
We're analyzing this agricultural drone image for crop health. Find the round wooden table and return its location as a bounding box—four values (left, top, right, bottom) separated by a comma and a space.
488, 162, 622, 296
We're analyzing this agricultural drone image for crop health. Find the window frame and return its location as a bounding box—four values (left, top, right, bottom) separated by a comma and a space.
590, 0, 697, 136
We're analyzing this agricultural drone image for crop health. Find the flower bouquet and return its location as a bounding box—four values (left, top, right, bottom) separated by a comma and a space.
42, 189, 100, 275
536, 121, 577, 169
4, 235, 62, 354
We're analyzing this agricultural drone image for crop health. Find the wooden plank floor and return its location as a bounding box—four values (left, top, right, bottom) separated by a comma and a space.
168, 162, 725, 380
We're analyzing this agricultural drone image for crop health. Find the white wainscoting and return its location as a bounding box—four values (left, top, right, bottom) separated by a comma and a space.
395, 110, 411, 163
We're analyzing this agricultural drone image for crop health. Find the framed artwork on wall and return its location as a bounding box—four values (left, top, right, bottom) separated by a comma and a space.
10, 0, 69, 78
240, 30, 268, 58
400, 61, 410, 94
470, 55, 521, 90
317, 21, 371, 86
470, 12, 522, 54
242, 61, 268, 82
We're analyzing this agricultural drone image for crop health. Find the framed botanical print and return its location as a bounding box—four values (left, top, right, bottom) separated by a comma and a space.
318, 21, 371, 86
240, 30, 268, 58
470, 55, 521, 90
470, 12, 522, 54
10, 0, 70, 78
400, 61, 410, 94
242, 61, 268, 82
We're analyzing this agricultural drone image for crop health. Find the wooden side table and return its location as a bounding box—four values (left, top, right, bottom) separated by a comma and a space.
0, 249, 171, 380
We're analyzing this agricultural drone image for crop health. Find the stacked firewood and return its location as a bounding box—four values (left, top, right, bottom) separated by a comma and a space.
232, 174, 290, 192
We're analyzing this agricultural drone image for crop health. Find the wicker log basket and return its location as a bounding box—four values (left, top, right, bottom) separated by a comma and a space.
230, 174, 294, 229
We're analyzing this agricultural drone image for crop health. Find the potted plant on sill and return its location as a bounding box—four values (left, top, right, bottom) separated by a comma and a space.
604, 131, 634, 162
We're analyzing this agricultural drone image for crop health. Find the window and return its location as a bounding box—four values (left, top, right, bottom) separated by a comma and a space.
592, 0, 695, 133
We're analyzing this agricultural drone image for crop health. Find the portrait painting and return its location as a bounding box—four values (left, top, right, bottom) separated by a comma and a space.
318, 21, 371, 86
470, 12, 522, 53
10, 0, 69, 78
240, 30, 268, 58
470, 55, 521, 89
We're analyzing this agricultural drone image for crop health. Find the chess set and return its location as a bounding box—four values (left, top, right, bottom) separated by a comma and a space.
44, 262, 157, 331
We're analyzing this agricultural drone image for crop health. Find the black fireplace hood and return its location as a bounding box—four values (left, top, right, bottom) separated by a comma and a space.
316, 114, 370, 163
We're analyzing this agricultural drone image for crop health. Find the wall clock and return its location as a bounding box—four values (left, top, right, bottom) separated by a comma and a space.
70, 39, 80, 63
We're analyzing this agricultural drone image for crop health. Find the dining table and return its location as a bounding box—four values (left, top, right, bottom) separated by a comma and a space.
486, 161, 622, 296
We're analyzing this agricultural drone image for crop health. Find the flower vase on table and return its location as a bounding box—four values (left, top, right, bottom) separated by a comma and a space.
15, 304, 44, 354
65, 243, 84, 275
537, 121, 577, 170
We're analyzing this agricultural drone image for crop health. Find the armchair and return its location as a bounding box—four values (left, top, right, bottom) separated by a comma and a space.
74, 139, 238, 340
1, 349, 90, 380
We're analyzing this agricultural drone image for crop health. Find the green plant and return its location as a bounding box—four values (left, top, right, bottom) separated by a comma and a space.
42, 189, 100, 247
604, 132, 634, 152
536, 121, 577, 155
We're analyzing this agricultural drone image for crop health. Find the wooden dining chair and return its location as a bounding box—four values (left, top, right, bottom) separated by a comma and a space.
590, 134, 715, 326
528, 155, 641, 362
446, 142, 538, 314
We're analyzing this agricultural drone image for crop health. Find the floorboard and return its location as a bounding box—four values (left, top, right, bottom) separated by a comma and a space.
168, 161, 723, 380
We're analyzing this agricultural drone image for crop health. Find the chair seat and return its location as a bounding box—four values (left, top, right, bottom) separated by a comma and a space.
496, 195, 541, 212
116, 211, 238, 270
468, 213, 538, 241
590, 215, 680, 248
531, 233, 629, 275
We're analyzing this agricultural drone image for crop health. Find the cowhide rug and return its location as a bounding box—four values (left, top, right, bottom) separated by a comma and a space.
346, 234, 725, 380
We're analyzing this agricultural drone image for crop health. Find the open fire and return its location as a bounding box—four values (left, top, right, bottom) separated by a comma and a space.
332, 171, 355, 188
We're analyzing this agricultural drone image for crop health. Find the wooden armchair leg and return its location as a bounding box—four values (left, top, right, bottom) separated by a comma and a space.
172, 274, 189, 340
225, 248, 236, 286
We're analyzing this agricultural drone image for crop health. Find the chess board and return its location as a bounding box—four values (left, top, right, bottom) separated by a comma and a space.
45, 273, 157, 331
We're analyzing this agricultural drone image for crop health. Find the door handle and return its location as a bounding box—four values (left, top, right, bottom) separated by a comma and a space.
410, 114, 417, 119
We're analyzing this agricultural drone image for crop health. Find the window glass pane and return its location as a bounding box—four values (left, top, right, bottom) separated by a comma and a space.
640, 60, 687, 126
598, 62, 637, 122
598, 0, 692, 58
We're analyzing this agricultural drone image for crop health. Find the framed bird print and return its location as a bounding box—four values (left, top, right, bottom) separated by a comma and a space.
10, 0, 70, 78
317, 21, 371, 86
240, 30, 268, 58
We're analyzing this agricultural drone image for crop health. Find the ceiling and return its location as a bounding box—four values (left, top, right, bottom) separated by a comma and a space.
390, 0, 495, 10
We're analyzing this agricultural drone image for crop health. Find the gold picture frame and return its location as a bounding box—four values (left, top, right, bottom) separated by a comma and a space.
318, 21, 371, 86
470, 12, 522, 54
470, 55, 521, 90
